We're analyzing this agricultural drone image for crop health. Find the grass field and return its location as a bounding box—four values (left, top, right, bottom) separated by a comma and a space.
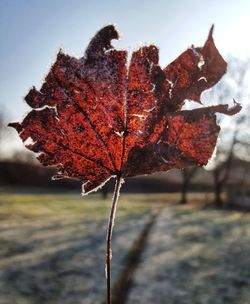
127, 204, 250, 304
0, 192, 249, 304
0, 192, 164, 304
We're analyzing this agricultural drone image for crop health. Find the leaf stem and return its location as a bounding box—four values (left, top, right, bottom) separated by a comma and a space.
106, 175, 123, 304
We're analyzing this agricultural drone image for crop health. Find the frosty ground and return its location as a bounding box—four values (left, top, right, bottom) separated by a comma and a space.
0, 192, 249, 304
127, 204, 250, 304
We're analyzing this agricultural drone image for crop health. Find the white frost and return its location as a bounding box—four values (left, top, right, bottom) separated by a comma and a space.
144, 106, 156, 113
166, 79, 175, 99
132, 114, 146, 120
191, 46, 205, 70
198, 76, 207, 82
114, 131, 124, 137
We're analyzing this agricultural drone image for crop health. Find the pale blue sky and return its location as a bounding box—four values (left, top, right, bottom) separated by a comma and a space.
1, 0, 250, 153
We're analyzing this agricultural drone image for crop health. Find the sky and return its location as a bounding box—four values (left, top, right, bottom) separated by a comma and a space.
1, 0, 250, 155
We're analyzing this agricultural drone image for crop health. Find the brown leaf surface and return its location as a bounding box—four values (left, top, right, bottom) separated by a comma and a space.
9, 25, 241, 194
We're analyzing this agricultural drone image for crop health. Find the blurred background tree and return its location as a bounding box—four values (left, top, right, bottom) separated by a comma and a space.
179, 167, 198, 204
0, 109, 11, 160
204, 56, 250, 207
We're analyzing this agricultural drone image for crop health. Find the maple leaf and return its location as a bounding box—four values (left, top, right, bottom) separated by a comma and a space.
9, 25, 242, 304
9, 25, 241, 194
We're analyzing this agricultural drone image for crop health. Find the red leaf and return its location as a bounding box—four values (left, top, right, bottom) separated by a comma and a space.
9, 25, 241, 194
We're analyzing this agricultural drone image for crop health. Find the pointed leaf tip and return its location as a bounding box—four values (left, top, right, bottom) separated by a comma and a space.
225, 102, 242, 115
85, 24, 120, 59
8, 122, 22, 133
210, 102, 242, 116
209, 24, 214, 38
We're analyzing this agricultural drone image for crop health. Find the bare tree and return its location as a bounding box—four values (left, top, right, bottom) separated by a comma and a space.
179, 167, 198, 204
212, 126, 238, 207
0, 110, 7, 159
204, 57, 250, 207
